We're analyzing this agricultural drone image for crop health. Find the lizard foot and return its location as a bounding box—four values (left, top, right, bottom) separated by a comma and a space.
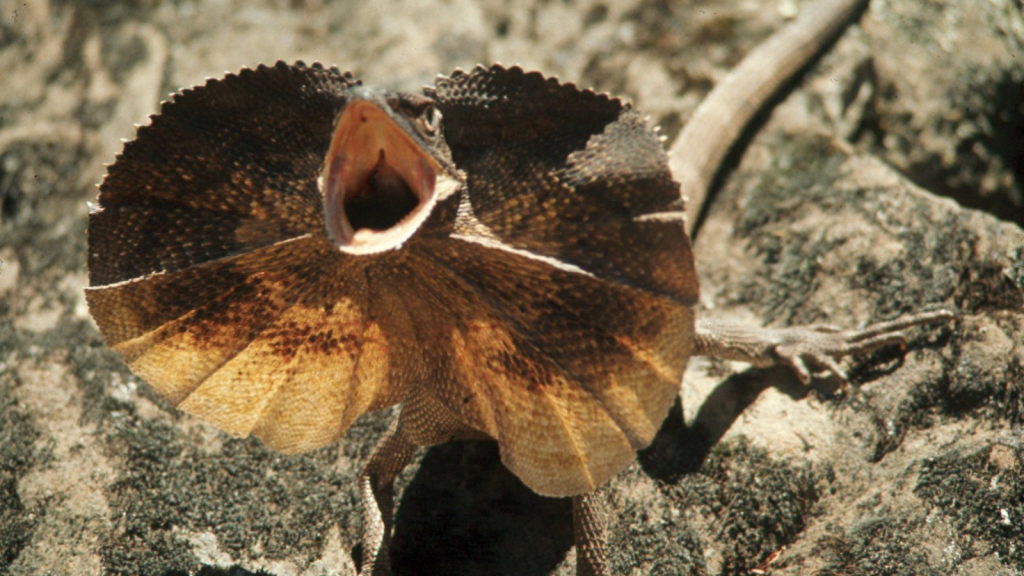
771, 309, 956, 384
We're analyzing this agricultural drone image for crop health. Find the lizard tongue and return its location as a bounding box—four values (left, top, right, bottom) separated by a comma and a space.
321, 99, 438, 255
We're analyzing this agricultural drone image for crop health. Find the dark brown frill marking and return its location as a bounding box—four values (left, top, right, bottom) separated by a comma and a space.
89, 62, 357, 286
433, 65, 699, 306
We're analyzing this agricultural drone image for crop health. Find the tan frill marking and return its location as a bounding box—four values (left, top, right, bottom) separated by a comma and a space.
247, 302, 389, 453
112, 271, 296, 407
167, 296, 388, 452
449, 320, 635, 496
415, 236, 693, 496
85, 235, 314, 348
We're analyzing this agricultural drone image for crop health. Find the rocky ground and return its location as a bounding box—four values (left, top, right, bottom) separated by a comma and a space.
1, 0, 1023, 574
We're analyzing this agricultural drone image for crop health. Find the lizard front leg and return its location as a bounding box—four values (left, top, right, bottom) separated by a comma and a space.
694, 309, 955, 383
359, 419, 417, 576
572, 490, 611, 576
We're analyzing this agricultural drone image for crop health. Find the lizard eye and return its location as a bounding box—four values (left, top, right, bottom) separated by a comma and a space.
419, 106, 441, 136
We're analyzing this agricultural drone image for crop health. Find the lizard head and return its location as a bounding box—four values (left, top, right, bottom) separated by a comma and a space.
320, 86, 462, 255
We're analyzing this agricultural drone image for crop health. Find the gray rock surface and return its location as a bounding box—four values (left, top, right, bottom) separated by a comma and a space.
1, 0, 1022, 575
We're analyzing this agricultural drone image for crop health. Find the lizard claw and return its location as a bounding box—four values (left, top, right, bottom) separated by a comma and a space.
805, 324, 844, 333
775, 342, 849, 384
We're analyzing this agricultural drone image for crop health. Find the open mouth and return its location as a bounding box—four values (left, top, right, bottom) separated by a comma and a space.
320, 100, 445, 254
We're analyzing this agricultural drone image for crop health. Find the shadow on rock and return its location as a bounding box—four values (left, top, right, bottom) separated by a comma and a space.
390, 440, 573, 576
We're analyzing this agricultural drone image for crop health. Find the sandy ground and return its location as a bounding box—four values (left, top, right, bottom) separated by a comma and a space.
1, 0, 1023, 574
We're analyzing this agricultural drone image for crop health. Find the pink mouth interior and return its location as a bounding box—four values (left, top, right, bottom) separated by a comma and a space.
349, 151, 420, 230
322, 101, 438, 252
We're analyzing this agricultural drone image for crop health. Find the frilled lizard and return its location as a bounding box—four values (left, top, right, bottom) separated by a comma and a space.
85, 0, 953, 573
